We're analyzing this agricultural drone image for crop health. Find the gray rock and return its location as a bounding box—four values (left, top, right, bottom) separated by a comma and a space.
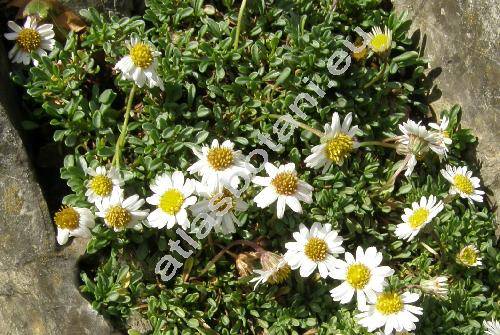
394, 0, 500, 223
0, 41, 114, 335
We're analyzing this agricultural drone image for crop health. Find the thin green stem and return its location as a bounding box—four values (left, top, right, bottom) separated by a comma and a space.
442, 193, 456, 204
112, 84, 137, 168
199, 240, 264, 276
364, 62, 387, 89
233, 0, 248, 50
385, 154, 411, 188
359, 141, 397, 149
332, 0, 338, 11
268, 114, 324, 138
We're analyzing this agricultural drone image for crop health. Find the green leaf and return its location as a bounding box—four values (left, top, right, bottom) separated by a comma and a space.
276, 67, 291, 85
392, 51, 419, 64
99, 89, 117, 105
23, 0, 52, 19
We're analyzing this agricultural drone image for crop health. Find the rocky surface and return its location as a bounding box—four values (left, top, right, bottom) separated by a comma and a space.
0, 41, 114, 335
393, 0, 500, 223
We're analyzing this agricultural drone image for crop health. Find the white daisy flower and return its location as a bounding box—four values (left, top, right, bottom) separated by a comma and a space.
440, 165, 484, 203
146, 171, 197, 230
396, 120, 445, 177
395, 195, 444, 241
188, 139, 253, 193
376, 331, 414, 335
304, 112, 361, 172
484, 318, 500, 335
4, 16, 55, 66
190, 183, 248, 235
356, 291, 423, 335
330, 246, 394, 309
85, 166, 123, 204
420, 276, 449, 299
250, 251, 291, 288
284, 223, 344, 278
53, 206, 95, 245
252, 162, 313, 219
96, 189, 148, 231
429, 116, 452, 156
456, 245, 482, 267
367, 26, 393, 55
114, 37, 164, 90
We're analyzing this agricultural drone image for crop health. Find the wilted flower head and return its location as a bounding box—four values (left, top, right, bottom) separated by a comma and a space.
235, 252, 258, 278
352, 39, 368, 62
420, 276, 449, 299
250, 251, 291, 288
429, 116, 452, 156
396, 120, 444, 177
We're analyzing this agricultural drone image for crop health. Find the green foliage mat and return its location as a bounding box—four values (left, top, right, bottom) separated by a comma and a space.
8, 0, 498, 334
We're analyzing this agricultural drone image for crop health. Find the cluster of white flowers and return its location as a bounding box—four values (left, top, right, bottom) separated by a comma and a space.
24, 21, 492, 334
279, 222, 422, 334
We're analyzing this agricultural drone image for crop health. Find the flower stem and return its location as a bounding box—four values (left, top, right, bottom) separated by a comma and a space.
233, 0, 248, 50
442, 193, 456, 204
112, 84, 137, 168
267, 114, 324, 138
359, 141, 397, 149
385, 154, 411, 188
199, 239, 264, 276
364, 61, 387, 89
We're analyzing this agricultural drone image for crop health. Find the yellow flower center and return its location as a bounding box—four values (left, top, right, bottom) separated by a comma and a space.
458, 247, 478, 266
105, 206, 131, 229
54, 206, 80, 230
268, 264, 291, 285
442, 130, 450, 138
271, 172, 298, 196
453, 174, 474, 195
130, 43, 153, 68
90, 175, 113, 197
375, 292, 404, 315
370, 34, 390, 52
159, 189, 184, 215
326, 134, 354, 163
304, 237, 328, 262
408, 208, 430, 229
17, 28, 41, 52
207, 147, 234, 171
346, 263, 371, 289
211, 188, 235, 213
